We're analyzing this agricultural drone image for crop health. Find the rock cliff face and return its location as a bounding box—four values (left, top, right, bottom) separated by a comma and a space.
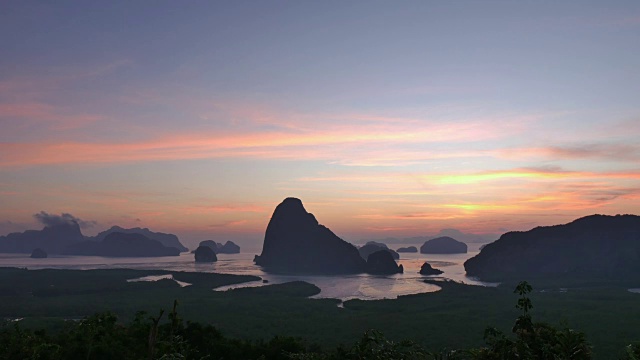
88, 226, 188, 252
254, 198, 366, 274
420, 237, 467, 254
464, 214, 640, 281
419, 262, 443, 275
64, 232, 180, 257
358, 243, 400, 260
0, 222, 84, 254
365, 250, 403, 274
194, 245, 217, 262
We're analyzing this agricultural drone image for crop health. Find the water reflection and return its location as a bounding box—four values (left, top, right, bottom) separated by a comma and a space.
127, 274, 191, 287
0, 244, 496, 301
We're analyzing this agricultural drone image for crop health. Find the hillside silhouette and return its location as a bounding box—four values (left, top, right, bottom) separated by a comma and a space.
465, 214, 640, 281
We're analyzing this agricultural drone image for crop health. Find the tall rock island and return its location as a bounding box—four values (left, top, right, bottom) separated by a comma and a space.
254, 198, 367, 274
358, 242, 400, 260
366, 250, 403, 274
194, 245, 217, 263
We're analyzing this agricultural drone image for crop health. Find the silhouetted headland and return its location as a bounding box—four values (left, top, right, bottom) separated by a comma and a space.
464, 214, 640, 281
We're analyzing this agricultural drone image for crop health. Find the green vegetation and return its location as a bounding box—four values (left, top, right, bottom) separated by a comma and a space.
0, 268, 639, 359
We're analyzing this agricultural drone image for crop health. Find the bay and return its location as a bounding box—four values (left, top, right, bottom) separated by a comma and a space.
0, 243, 496, 301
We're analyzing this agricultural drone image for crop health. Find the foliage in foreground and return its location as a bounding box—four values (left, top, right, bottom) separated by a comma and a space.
0, 282, 636, 359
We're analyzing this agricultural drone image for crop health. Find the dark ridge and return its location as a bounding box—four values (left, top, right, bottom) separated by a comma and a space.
464, 214, 640, 281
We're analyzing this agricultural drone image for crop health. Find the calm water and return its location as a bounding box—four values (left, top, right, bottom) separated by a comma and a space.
0, 244, 496, 301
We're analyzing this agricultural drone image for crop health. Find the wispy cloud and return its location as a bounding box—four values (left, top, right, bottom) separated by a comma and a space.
356, 213, 470, 221
0, 117, 524, 167
498, 144, 640, 163
0, 60, 131, 137
0, 103, 104, 130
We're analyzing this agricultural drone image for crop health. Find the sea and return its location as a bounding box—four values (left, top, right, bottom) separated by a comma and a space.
0, 243, 497, 302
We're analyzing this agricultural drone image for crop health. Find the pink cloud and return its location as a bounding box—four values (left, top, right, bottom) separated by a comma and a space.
0, 117, 523, 167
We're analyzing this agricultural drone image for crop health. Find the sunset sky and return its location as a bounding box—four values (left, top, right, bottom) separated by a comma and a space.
1, 1, 639, 249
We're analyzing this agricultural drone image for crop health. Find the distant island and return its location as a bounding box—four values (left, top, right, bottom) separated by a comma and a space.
420, 237, 467, 254
195, 240, 240, 254
396, 246, 417, 253
358, 242, 400, 260
86, 226, 188, 252
365, 250, 403, 274
64, 232, 180, 257
194, 245, 217, 262
30, 248, 47, 259
0, 214, 184, 258
361, 229, 496, 245
254, 198, 401, 275
0, 220, 85, 255
419, 262, 443, 275
464, 214, 640, 281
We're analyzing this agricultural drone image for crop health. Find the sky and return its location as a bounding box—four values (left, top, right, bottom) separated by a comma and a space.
1, 1, 639, 250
